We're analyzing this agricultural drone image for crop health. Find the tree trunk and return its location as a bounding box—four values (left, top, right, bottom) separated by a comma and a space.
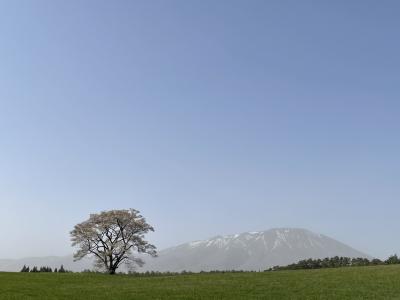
108, 255, 116, 275
109, 268, 116, 275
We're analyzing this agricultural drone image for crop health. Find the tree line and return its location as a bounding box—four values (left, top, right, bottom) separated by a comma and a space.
20, 265, 71, 273
266, 254, 400, 271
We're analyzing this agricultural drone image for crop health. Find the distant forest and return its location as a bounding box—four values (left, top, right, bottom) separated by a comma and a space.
267, 255, 400, 271
20, 265, 71, 273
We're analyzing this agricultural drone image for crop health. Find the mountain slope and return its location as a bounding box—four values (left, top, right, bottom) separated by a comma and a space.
143, 228, 370, 272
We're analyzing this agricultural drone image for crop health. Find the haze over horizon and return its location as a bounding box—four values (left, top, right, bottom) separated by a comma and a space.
1, 0, 400, 260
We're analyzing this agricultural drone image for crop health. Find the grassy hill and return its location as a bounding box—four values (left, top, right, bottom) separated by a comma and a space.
2, 265, 400, 299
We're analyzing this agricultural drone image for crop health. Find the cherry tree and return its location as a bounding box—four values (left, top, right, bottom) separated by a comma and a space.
71, 209, 156, 274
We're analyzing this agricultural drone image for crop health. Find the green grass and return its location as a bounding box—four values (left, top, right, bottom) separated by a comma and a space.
2, 265, 400, 299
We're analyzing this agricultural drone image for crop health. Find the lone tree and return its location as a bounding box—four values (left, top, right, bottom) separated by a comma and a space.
70, 209, 156, 274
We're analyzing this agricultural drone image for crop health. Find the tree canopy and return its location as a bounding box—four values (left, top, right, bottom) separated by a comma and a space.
70, 209, 156, 274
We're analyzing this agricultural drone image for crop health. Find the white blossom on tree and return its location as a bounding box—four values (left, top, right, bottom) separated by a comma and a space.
70, 209, 156, 274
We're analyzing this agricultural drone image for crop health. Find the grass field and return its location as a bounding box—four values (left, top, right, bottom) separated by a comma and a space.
1, 265, 400, 299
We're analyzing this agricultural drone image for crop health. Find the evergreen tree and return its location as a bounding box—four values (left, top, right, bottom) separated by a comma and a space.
20, 265, 29, 272
59, 265, 66, 273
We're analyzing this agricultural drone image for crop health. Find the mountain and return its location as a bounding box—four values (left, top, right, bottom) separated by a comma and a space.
0, 228, 370, 272
142, 228, 371, 272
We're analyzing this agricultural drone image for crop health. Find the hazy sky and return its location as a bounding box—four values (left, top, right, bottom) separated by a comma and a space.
1, 0, 400, 259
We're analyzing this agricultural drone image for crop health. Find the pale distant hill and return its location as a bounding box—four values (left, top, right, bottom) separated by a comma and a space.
0, 256, 93, 272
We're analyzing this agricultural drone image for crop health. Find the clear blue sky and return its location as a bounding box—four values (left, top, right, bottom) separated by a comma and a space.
1, 0, 399, 259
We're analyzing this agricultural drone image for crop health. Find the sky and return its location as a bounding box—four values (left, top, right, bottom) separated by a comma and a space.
0, 0, 400, 259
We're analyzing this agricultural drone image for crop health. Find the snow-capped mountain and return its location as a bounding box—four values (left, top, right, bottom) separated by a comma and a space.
142, 228, 370, 272
0, 228, 370, 272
